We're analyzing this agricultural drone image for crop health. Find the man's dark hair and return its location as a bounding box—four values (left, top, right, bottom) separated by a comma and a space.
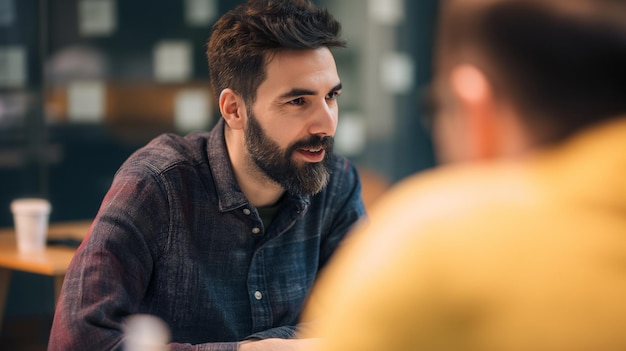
438, 0, 626, 143
207, 0, 346, 107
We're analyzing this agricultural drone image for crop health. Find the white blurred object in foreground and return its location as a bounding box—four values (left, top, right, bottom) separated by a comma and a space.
124, 314, 170, 351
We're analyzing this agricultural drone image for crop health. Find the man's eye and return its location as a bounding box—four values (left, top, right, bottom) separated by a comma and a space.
288, 97, 305, 105
326, 91, 341, 100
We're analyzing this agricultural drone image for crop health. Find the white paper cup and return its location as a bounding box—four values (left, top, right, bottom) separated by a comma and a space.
10, 198, 52, 254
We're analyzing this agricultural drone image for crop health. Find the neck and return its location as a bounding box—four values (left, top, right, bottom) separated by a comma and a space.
497, 106, 535, 158
224, 126, 285, 207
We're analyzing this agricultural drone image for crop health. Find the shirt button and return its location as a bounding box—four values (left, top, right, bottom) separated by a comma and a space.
251, 227, 260, 234
254, 291, 263, 300
243, 208, 251, 215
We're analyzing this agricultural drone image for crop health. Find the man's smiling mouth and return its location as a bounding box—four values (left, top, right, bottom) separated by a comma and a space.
296, 147, 326, 162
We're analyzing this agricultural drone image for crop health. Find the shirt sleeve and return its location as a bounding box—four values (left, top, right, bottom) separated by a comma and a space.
50, 160, 250, 351
48, 161, 170, 350
244, 325, 297, 340
169, 341, 239, 351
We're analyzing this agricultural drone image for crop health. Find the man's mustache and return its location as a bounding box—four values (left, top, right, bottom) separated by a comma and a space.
288, 135, 334, 154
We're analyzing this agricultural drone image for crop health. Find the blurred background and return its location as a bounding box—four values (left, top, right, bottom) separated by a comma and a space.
0, 0, 438, 349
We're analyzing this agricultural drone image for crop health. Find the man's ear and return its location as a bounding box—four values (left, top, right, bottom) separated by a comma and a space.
449, 64, 499, 159
219, 88, 246, 130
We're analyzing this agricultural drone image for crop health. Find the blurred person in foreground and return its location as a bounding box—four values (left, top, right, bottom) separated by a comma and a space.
300, 0, 626, 350
49, 1, 364, 350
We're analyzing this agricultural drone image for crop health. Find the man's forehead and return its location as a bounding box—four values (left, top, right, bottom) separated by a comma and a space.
259, 48, 340, 95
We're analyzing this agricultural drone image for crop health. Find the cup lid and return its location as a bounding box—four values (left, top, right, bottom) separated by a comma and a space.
10, 198, 52, 214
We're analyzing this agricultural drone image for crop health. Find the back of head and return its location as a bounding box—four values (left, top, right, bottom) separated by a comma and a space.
207, 0, 346, 106
437, 0, 626, 143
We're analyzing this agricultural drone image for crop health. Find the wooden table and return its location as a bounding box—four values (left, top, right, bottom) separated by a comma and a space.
0, 220, 92, 331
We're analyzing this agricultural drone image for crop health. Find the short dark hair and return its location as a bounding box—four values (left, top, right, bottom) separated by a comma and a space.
437, 0, 626, 143
207, 0, 346, 106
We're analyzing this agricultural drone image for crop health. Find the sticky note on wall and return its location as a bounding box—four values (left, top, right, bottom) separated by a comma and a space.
368, 0, 404, 25
79, 0, 117, 37
153, 41, 193, 83
335, 112, 366, 157
185, 0, 217, 26
380, 52, 414, 94
68, 80, 106, 123
174, 89, 212, 133
0, 46, 27, 88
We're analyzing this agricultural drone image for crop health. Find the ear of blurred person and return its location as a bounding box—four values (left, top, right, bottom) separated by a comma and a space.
433, 63, 531, 163
300, 0, 626, 350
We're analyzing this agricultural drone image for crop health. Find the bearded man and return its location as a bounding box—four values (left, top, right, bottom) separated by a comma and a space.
49, 1, 365, 350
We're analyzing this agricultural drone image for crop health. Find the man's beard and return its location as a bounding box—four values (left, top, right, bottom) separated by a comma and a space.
244, 110, 334, 196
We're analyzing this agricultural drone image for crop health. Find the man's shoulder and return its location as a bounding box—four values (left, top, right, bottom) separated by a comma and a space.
124, 132, 212, 174
370, 160, 539, 228
329, 151, 354, 173
347, 160, 544, 281
323, 152, 360, 191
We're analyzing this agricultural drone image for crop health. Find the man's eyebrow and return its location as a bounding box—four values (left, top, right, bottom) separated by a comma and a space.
279, 88, 317, 99
329, 83, 343, 93
278, 83, 343, 100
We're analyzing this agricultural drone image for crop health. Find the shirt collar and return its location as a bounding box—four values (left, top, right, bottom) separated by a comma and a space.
207, 118, 248, 212
207, 118, 312, 213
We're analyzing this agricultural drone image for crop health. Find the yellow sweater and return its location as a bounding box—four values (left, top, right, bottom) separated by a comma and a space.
302, 117, 626, 351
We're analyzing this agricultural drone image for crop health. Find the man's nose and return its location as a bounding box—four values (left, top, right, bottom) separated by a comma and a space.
308, 102, 337, 137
